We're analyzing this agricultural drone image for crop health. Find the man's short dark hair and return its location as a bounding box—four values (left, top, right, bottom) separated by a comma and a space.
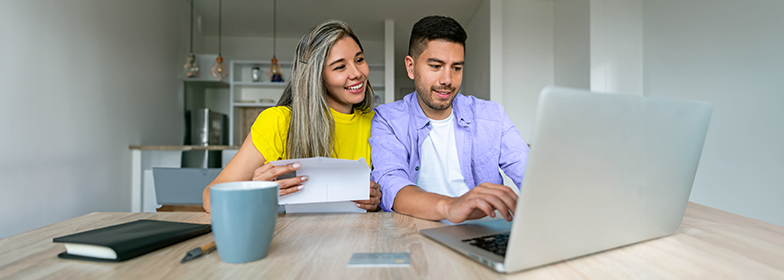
408, 15, 467, 60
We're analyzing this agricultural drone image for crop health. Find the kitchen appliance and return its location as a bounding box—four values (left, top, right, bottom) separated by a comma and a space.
183, 108, 228, 168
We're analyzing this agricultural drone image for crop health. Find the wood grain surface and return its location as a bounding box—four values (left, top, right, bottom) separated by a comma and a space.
1, 202, 783, 280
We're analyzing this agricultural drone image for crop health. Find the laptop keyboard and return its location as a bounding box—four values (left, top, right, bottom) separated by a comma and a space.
462, 232, 510, 256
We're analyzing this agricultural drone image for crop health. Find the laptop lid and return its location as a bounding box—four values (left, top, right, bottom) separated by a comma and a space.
502, 86, 713, 272
152, 168, 222, 205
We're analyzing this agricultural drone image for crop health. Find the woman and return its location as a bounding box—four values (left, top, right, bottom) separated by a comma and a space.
202, 20, 381, 213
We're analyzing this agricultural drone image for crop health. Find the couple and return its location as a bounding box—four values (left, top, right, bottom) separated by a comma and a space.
203, 16, 530, 224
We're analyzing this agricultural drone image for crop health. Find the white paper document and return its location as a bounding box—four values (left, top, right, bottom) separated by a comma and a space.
269, 157, 370, 213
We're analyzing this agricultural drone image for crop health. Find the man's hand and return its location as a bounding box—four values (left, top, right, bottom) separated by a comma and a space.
440, 183, 518, 223
353, 180, 382, 212
252, 162, 308, 196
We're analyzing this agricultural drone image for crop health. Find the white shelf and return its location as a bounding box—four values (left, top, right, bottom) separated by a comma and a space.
183, 78, 228, 83
229, 60, 289, 145
233, 102, 277, 107
233, 81, 287, 86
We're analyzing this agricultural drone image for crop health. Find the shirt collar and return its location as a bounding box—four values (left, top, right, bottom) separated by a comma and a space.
329, 107, 360, 124
406, 92, 432, 130
407, 92, 473, 129
452, 94, 472, 127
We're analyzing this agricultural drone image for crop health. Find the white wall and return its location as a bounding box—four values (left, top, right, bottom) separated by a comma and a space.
200, 36, 299, 63
0, 0, 188, 238
384, 20, 396, 105
590, 0, 643, 95
464, 0, 491, 100
554, 0, 590, 89
643, 0, 784, 226
498, 0, 554, 141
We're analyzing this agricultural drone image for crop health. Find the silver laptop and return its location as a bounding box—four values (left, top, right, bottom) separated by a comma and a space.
420, 86, 713, 273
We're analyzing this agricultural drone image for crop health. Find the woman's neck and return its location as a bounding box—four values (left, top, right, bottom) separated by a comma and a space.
327, 101, 353, 114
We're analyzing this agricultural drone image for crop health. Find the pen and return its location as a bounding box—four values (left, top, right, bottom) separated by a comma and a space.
180, 241, 216, 263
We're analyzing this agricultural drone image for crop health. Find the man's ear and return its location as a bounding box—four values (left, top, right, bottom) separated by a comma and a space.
405, 55, 415, 80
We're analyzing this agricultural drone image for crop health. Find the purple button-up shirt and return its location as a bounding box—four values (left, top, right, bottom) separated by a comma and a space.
370, 92, 530, 212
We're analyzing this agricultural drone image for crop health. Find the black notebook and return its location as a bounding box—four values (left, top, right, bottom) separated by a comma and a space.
53, 219, 211, 262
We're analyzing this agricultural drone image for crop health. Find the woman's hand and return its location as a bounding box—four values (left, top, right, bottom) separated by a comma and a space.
253, 162, 308, 196
353, 180, 382, 212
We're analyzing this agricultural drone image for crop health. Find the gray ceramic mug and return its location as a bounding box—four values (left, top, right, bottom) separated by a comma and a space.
210, 181, 279, 264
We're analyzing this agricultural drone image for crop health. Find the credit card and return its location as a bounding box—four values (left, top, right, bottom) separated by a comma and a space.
347, 252, 410, 267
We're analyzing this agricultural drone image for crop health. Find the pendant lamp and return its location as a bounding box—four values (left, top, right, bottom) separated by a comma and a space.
266, 0, 283, 82
184, 0, 200, 78
211, 0, 229, 79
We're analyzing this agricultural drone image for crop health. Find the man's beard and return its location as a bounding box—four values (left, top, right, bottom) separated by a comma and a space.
414, 73, 457, 111
419, 86, 456, 111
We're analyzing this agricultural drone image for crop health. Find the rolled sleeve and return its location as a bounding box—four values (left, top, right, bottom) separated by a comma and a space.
375, 175, 416, 212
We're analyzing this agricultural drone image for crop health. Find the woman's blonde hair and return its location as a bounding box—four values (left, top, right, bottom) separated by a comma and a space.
276, 20, 374, 159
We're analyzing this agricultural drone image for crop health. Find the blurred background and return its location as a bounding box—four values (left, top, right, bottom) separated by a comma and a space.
1, 0, 782, 238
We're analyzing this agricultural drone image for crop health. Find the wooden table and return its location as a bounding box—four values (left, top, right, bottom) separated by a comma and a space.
1, 202, 783, 279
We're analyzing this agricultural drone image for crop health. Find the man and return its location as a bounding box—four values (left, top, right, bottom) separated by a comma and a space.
370, 16, 529, 223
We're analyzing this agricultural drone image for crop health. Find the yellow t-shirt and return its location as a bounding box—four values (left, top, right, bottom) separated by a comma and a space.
250, 106, 374, 168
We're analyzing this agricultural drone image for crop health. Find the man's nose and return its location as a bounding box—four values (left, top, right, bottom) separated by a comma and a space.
439, 69, 452, 86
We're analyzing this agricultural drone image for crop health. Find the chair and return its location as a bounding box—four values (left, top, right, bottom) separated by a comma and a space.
152, 168, 222, 212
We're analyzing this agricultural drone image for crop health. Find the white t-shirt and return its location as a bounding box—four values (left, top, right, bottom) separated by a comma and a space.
416, 111, 470, 197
